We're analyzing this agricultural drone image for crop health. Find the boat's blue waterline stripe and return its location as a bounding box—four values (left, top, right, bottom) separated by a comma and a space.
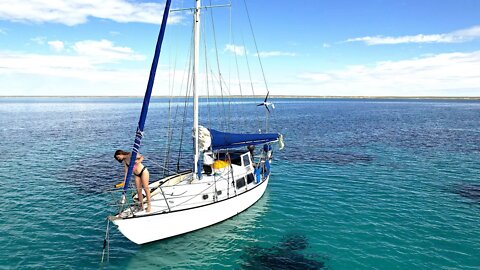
123, 0, 172, 193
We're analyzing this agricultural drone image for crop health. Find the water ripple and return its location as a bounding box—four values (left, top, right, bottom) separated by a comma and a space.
1, 98, 480, 269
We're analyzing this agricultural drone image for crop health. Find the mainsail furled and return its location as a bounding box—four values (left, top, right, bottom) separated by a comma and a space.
208, 128, 281, 150
123, 0, 172, 193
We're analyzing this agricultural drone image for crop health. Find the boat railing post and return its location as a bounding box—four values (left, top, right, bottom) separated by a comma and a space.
158, 186, 171, 212
228, 153, 237, 196
212, 152, 218, 201
223, 171, 230, 197
213, 174, 218, 202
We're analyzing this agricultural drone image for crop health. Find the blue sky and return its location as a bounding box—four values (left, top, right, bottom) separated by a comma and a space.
0, 0, 479, 96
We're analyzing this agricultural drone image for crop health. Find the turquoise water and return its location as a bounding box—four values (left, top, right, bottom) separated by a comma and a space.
0, 98, 479, 269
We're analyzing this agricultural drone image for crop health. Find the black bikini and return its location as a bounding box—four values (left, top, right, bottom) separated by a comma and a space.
125, 162, 147, 177
134, 167, 147, 177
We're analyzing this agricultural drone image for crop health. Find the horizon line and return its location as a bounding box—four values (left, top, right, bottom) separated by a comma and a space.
0, 95, 479, 100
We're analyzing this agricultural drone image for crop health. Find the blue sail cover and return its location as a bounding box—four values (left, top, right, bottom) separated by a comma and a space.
209, 129, 279, 150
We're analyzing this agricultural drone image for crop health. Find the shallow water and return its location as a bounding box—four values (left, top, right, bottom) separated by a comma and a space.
0, 97, 479, 269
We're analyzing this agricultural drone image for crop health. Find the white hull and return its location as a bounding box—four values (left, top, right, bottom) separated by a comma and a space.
111, 176, 269, 244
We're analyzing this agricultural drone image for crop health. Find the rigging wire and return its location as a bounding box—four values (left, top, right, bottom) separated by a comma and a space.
164, 21, 194, 176
226, 1, 234, 131
230, 15, 243, 97
146, 156, 180, 175
208, 0, 228, 131
236, 1, 269, 132
176, 70, 192, 172
162, 27, 179, 177
202, 8, 212, 128
242, 0, 269, 94
176, 21, 196, 172
229, 2, 249, 129
242, 33, 255, 96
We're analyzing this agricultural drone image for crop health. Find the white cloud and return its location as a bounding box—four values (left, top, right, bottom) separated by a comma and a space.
0, 28, 6, 35
47, 40, 64, 52
224, 45, 296, 58
0, 45, 254, 96
296, 51, 480, 96
347, 25, 480, 45
256, 51, 296, 58
0, 50, 153, 96
31, 36, 47, 45
0, 0, 184, 26
72, 39, 144, 63
299, 73, 332, 82
225, 44, 246, 56
0, 39, 144, 78
0, 38, 193, 96
1, 52, 93, 76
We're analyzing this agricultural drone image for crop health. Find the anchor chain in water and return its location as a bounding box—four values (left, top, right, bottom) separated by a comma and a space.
101, 218, 110, 263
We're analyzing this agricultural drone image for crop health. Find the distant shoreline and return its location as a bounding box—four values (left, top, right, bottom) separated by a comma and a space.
0, 95, 479, 100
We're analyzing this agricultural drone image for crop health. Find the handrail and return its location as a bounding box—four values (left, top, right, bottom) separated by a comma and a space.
107, 156, 261, 216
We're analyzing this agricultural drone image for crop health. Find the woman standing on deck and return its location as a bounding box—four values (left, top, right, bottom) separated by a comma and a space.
114, 150, 151, 213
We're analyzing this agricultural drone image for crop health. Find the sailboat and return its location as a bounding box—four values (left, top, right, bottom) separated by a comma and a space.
107, 0, 284, 245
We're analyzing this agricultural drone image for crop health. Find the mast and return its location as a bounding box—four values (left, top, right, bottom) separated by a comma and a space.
193, 0, 201, 177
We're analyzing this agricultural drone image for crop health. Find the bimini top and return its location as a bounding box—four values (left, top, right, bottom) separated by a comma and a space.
208, 128, 281, 150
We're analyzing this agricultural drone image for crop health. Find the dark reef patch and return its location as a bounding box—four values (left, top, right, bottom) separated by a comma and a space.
283, 150, 374, 166
452, 183, 480, 203
315, 151, 374, 165
57, 152, 190, 195
58, 154, 118, 194
240, 234, 327, 270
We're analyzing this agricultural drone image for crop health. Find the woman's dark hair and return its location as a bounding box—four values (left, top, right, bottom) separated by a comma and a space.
114, 149, 130, 163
